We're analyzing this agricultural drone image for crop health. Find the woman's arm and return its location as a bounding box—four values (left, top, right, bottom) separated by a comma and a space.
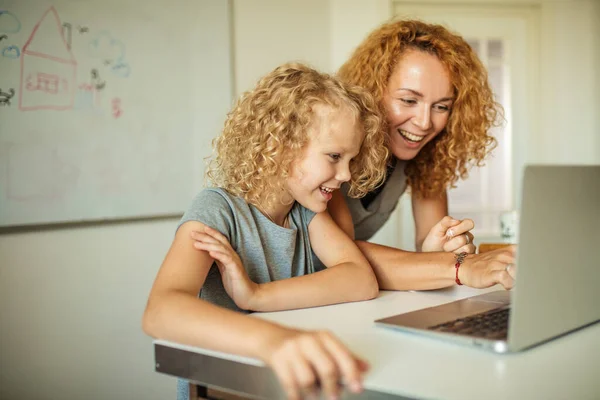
411, 190, 448, 251
413, 192, 477, 254
327, 193, 514, 290
356, 240, 515, 290
249, 211, 379, 311
356, 240, 455, 290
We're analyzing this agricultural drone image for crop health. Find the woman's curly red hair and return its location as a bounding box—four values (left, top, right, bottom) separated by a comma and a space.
338, 19, 502, 198
206, 63, 389, 209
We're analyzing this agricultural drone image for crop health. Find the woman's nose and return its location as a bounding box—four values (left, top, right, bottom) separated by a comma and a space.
412, 105, 432, 131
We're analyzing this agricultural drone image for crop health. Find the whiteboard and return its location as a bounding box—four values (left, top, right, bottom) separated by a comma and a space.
0, 0, 232, 227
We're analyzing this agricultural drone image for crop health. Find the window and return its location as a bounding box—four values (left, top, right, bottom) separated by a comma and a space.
447, 38, 512, 238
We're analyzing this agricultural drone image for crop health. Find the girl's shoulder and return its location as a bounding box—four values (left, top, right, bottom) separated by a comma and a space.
180, 188, 250, 238
192, 187, 248, 210
291, 202, 318, 229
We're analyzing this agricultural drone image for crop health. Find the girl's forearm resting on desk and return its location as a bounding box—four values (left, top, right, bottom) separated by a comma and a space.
249, 262, 378, 312
142, 290, 292, 361
356, 241, 457, 290
143, 287, 371, 400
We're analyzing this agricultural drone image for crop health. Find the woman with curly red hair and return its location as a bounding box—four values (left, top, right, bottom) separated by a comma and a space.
327, 19, 517, 290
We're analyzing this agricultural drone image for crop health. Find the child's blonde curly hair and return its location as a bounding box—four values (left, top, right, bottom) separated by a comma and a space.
338, 19, 502, 198
206, 63, 389, 209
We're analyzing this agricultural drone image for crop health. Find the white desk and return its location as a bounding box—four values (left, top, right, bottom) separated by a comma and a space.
154, 286, 600, 399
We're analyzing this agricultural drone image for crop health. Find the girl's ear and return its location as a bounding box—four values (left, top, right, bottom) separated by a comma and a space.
278, 189, 295, 206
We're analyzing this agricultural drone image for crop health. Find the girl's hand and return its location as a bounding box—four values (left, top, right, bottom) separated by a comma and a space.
191, 226, 259, 310
421, 216, 476, 254
263, 328, 369, 400
458, 245, 517, 290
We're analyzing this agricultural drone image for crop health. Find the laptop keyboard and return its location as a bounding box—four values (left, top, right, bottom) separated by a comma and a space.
428, 308, 510, 340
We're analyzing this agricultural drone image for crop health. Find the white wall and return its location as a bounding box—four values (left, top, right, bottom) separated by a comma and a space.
330, 0, 392, 70
591, 0, 600, 160
232, 0, 331, 95
538, 0, 600, 165
1, 1, 598, 399
0, 219, 176, 400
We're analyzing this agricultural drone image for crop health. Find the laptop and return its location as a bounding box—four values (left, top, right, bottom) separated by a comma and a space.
376, 165, 600, 353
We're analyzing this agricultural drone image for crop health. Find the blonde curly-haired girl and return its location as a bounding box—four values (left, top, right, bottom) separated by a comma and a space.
143, 63, 388, 400
328, 19, 517, 291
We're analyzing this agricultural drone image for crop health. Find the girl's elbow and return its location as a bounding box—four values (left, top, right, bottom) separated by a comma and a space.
141, 301, 161, 338
358, 270, 379, 300
141, 309, 155, 337
366, 276, 380, 299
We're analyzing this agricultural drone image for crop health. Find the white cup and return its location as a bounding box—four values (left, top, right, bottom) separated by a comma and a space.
500, 210, 519, 243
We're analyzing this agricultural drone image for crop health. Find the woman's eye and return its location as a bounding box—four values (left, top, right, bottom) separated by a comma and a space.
434, 104, 451, 112
400, 98, 417, 105
328, 153, 341, 161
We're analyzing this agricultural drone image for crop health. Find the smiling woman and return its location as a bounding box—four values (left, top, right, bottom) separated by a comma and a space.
384, 49, 454, 161
323, 19, 516, 292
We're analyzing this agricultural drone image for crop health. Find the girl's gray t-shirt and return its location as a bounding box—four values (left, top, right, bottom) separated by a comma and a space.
178, 187, 317, 312
175, 188, 317, 400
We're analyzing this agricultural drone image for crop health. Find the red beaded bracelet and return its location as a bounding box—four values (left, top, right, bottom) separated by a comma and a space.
455, 252, 468, 285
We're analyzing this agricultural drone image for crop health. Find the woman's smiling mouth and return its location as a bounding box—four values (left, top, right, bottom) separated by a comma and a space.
398, 129, 425, 143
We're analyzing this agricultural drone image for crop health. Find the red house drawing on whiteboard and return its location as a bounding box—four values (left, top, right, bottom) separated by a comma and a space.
19, 7, 77, 111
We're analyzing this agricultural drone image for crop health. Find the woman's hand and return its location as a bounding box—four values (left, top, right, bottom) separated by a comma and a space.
421, 216, 476, 254
458, 245, 517, 290
191, 226, 259, 310
263, 328, 369, 400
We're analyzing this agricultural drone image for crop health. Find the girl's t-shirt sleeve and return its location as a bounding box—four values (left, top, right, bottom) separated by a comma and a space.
300, 205, 317, 228
177, 188, 236, 243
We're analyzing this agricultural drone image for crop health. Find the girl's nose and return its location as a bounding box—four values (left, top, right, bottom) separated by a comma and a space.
335, 163, 351, 183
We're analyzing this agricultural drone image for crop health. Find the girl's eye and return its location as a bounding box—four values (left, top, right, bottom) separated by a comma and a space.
328, 153, 341, 161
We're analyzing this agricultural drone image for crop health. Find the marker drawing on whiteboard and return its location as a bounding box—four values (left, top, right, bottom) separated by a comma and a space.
91, 68, 106, 91
1, 44, 20, 58
88, 31, 131, 77
111, 97, 122, 118
0, 88, 15, 106
111, 61, 131, 77
0, 10, 22, 33
19, 7, 77, 111
62, 22, 72, 50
